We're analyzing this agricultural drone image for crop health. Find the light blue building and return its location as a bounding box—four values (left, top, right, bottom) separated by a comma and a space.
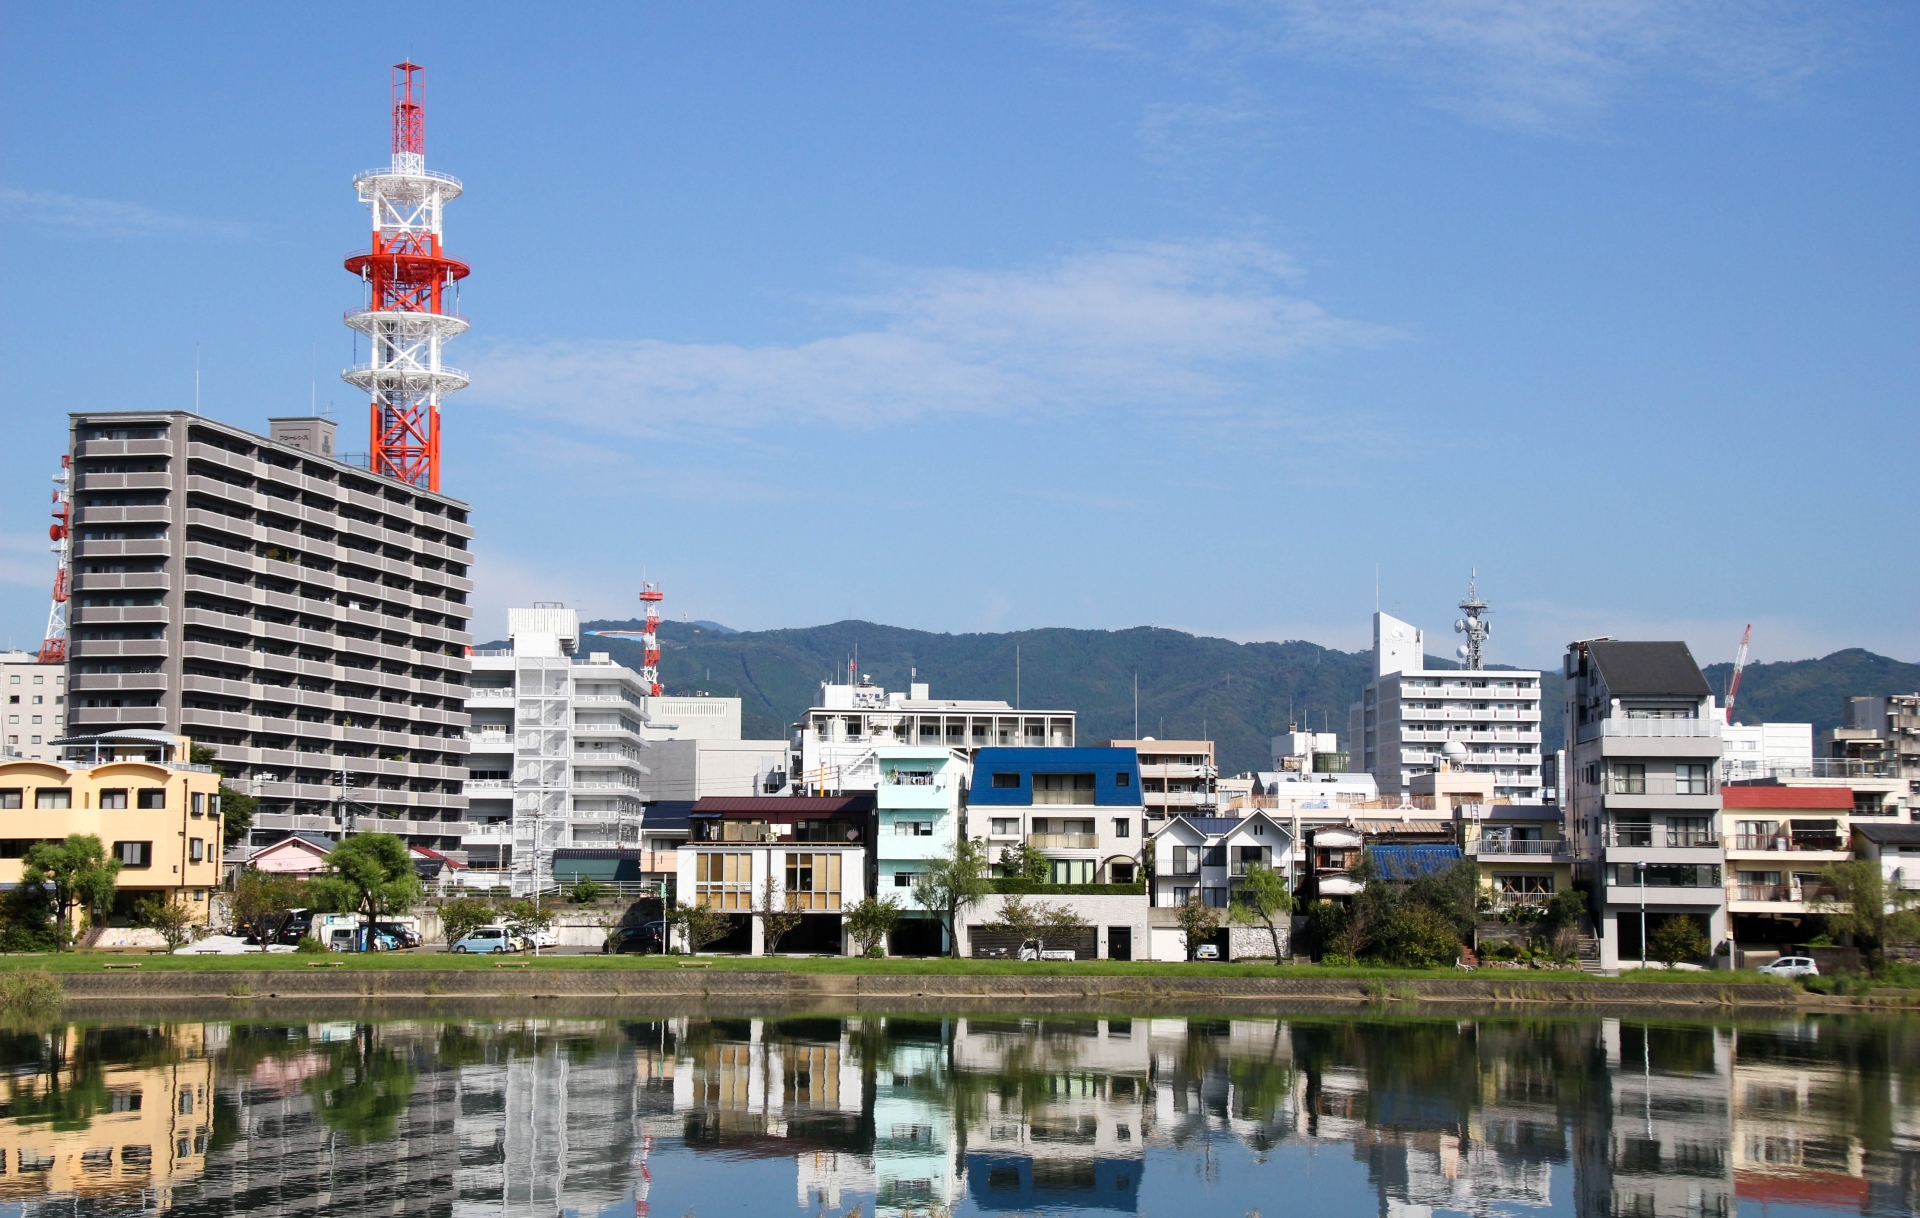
876, 744, 969, 955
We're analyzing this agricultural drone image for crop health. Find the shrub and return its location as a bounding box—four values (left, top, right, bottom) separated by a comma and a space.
0, 970, 61, 1015
295, 936, 330, 954
1648, 915, 1710, 966
567, 879, 607, 905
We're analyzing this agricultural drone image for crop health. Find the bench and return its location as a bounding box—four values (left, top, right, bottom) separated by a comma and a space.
492, 960, 531, 969
102, 962, 143, 970
676, 960, 712, 969
306, 961, 346, 969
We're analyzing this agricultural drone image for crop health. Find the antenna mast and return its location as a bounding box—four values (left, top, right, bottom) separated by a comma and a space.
1453, 570, 1491, 671
37, 457, 71, 664
638, 583, 664, 696
342, 62, 470, 491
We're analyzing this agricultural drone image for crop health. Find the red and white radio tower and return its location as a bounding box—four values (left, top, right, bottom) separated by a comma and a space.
37, 456, 71, 664
638, 583, 664, 696
343, 61, 470, 492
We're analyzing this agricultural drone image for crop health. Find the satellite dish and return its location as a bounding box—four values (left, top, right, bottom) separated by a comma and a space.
1456, 644, 1471, 660
1454, 619, 1467, 633
1442, 741, 1468, 761
1483, 621, 1492, 635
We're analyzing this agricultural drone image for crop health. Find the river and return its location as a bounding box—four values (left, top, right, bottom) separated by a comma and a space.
0, 1009, 1912, 1216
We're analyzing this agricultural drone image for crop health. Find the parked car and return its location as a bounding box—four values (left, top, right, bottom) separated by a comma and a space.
374, 922, 421, 949
525, 928, 559, 950
1758, 956, 1820, 978
1194, 944, 1221, 961
604, 923, 666, 955
1016, 938, 1076, 962
452, 926, 518, 954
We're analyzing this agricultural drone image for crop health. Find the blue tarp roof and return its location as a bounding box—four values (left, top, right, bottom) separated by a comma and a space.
1368, 844, 1462, 880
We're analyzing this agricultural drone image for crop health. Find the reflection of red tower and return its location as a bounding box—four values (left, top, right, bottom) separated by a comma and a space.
343, 62, 470, 491
638, 583, 664, 696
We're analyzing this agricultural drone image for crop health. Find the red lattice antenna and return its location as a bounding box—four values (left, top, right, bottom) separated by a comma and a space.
392, 61, 424, 157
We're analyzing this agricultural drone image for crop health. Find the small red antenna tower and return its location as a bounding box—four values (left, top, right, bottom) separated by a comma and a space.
36, 456, 71, 664
343, 61, 470, 492
638, 584, 664, 696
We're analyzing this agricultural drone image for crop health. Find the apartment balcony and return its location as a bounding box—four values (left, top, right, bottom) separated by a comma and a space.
1728, 834, 1847, 855
69, 672, 168, 693
1028, 833, 1099, 851
1600, 718, 1720, 739
463, 779, 512, 792
1466, 838, 1573, 858
1605, 829, 1719, 849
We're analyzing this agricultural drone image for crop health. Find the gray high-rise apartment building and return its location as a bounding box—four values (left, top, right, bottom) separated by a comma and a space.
64, 410, 473, 850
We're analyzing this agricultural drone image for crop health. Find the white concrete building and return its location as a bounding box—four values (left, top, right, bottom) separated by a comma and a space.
1348, 611, 1545, 802
1720, 716, 1813, 782
1, 651, 65, 761
796, 676, 1074, 794
463, 605, 650, 893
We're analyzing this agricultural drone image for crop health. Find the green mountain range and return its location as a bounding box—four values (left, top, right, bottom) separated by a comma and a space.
494, 620, 1917, 777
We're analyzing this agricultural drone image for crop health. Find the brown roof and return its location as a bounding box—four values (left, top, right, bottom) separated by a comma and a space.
691, 796, 871, 816
1722, 786, 1854, 810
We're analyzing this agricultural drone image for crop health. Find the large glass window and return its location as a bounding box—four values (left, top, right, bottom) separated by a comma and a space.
35, 789, 70, 810
1049, 859, 1094, 885
1032, 774, 1096, 805
114, 841, 152, 868
1675, 763, 1711, 795
1667, 817, 1714, 847
98, 789, 128, 810
1610, 764, 1646, 795
695, 852, 753, 910
785, 853, 843, 911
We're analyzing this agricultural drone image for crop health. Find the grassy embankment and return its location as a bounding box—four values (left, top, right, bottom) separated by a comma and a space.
0, 951, 1796, 982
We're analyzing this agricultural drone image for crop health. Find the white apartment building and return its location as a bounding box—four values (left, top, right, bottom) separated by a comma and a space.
463, 605, 649, 893
1348, 611, 1545, 801
796, 676, 1075, 794
1720, 716, 1813, 782
1105, 738, 1215, 821
1, 652, 65, 761
634, 693, 791, 802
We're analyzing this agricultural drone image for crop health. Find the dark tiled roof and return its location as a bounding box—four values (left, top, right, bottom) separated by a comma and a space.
1588, 641, 1711, 698
1854, 823, 1920, 846
692, 796, 873, 815
642, 801, 695, 831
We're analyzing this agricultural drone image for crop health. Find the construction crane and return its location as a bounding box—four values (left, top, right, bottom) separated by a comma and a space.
1724, 624, 1752, 724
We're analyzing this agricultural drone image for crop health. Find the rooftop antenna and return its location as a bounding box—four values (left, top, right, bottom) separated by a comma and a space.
1453, 570, 1491, 671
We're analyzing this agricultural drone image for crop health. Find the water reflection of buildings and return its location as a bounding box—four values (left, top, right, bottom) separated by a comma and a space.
0, 1025, 218, 1209
8, 1012, 1918, 1218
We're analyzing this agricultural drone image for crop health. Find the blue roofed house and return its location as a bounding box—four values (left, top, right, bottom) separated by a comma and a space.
962, 747, 1149, 961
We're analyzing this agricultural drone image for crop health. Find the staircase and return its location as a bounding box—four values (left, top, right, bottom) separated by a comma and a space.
1576, 936, 1605, 974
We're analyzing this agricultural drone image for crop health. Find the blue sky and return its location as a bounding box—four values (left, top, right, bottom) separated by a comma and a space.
2, 2, 1914, 669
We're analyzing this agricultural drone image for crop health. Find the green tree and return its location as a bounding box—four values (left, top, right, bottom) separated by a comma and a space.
1813, 860, 1920, 964
757, 879, 805, 954
437, 896, 497, 950
23, 835, 121, 946
308, 834, 423, 951
133, 894, 196, 952
997, 843, 1051, 883
845, 895, 901, 957
500, 899, 552, 949
989, 894, 1089, 951
669, 901, 734, 955
567, 878, 607, 905
1230, 864, 1294, 964
190, 742, 256, 848
232, 869, 308, 942
1648, 914, 1710, 967
913, 838, 991, 959
1175, 896, 1223, 961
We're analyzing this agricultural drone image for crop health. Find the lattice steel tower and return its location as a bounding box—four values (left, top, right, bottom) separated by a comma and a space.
343, 61, 469, 491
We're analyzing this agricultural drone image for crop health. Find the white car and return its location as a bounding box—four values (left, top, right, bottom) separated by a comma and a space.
526, 928, 559, 950
1758, 956, 1820, 978
1194, 944, 1221, 961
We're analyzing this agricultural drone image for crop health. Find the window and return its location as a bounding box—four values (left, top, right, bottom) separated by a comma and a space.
1114, 818, 1131, 838
1251, 822, 1265, 836
1667, 817, 1713, 847
189, 838, 204, 863
1115, 772, 1130, 787
893, 820, 933, 836
991, 772, 1021, 789
1032, 773, 1096, 805
0, 790, 19, 809
98, 789, 128, 809
894, 872, 915, 888
785, 852, 843, 911
1169, 845, 1201, 874
990, 818, 1020, 836
1495, 874, 1555, 896
1610, 763, 1646, 794
1110, 862, 1136, 883
1172, 886, 1194, 905
1675, 763, 1711, 795
1049, 859, 1094, 885
115, 841, 153, 868
35, 789, 70, 810
694, 852, 752, 910
1613, 815, 1652, 847
137, 789, 165, 810
191, 793, 205, 817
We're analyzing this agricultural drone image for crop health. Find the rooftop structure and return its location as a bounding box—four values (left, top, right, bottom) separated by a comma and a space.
1104, 738, 1215, 820
795, 675, 1074, 794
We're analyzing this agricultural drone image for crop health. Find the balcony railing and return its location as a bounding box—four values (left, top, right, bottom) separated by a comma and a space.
1605, 830, 1720, 849
1730, 835, 1846, 852
1467, 838, 1571, 857
1028, 833, 1098, 850
1736, 884, 1791, 902
1600, 718, 1720, 739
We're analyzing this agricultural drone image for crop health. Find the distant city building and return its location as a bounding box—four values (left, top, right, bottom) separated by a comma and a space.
1720, 716, 1813, 782
464, 606, 648, 894
796, 676, 1075, 794
63, 410, 475, 852
1104, 738, 1215, 821
1348, 609, 1545, 802
1564, 639, 1727, 971
0, 650, 65, 760
1823, 693, 1920, 792
635, 691, 791, 803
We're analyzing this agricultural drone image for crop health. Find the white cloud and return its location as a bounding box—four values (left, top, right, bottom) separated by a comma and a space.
0, 187, 254, 240
465, 239, 1390, 433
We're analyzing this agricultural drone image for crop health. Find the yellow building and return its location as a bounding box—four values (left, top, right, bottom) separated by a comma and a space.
0, 730, 224, 926
0, 1025, 215, 1206
1457, 804, 1574, 911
